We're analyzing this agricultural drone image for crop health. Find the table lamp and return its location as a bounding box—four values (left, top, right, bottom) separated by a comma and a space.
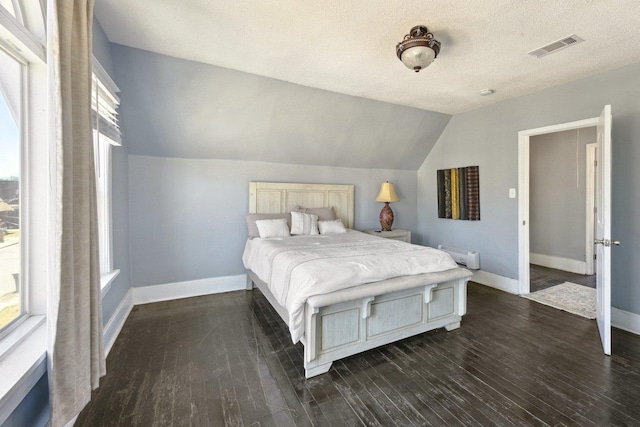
376, 182, 399, 231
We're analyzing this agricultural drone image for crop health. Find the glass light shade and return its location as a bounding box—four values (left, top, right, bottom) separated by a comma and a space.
376, 182, 399, 203
401, 46, 436, 72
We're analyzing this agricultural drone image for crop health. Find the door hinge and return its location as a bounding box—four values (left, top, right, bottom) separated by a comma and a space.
594, 253, 597, 260
594, 160, 598, 167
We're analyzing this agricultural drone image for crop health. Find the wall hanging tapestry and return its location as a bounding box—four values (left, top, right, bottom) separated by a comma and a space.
437, 166, 480, 220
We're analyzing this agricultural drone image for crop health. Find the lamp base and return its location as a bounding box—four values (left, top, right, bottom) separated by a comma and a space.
379, 202, 394, 231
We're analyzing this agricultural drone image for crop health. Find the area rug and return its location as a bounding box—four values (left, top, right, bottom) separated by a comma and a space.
523, 282, 596, 319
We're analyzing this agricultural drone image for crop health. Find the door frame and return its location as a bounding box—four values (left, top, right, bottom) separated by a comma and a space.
518, 117, 599, 295
585, 143, 597, 275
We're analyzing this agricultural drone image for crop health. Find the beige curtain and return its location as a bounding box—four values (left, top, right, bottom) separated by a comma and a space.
47, 1, 105, 426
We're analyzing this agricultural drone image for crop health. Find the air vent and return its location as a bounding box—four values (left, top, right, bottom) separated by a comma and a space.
528, 34, 584, 58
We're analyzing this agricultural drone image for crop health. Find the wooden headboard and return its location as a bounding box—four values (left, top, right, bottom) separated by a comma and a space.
249, 182, 355, 229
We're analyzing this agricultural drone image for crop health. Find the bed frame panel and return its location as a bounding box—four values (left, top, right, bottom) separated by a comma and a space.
246, 181, 471, 378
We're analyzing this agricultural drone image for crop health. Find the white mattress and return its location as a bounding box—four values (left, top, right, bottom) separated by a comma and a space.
242, 230, 458, 343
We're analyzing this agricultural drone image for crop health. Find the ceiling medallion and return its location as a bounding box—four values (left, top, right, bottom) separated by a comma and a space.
396, 25, 441, 73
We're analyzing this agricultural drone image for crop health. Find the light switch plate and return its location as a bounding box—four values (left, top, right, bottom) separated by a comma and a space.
509, 188, 516, 198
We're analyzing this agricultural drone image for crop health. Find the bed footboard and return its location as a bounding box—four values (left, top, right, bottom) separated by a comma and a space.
302, 276, 468, 378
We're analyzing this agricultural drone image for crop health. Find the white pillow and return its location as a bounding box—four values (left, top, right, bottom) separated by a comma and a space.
290, 211, 319, 235
246, 213, 291, 239
255, 218, 291, 238
318, 219, 347, 234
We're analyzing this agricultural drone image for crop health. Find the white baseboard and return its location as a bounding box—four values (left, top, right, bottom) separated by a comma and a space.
103, 288, 133, 357
612, 307, 640, 336
530, 253, 587, 275
470, 270, 519, 294
133, 274, 247, 305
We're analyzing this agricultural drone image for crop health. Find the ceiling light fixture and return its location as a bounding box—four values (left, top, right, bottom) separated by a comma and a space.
479, 89, 494, 96
396, 25, 441, 73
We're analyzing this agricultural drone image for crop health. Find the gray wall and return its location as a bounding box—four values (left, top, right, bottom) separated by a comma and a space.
530, 128, 596, 261
418, 61, 640, 315
128, 155, 417, 286
111, 45, 436, 288
110, 45, 451, 171
0, 376, 48, 427
92, 16, 114, 77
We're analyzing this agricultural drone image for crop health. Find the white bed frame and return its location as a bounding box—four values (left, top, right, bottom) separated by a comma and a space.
246, 182, 472, 378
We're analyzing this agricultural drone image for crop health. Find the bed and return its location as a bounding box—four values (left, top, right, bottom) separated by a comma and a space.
244, 182, 472, 378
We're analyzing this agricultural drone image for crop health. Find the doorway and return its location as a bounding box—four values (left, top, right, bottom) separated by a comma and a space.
528, 129, 597, 293
517, 105, 613, 355
517, 116, 599, 295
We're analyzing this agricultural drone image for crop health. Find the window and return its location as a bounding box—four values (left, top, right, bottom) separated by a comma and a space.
91, 62, 121, 281
0, 2, 47, 338
0, 1, 48, 421
0, 46, 23, 333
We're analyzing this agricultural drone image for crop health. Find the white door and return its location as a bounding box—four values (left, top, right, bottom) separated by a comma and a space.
595, 105, 613, 355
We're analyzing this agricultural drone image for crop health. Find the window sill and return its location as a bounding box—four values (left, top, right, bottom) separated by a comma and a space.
0, 316, 47, 426
100, 269, 120, 298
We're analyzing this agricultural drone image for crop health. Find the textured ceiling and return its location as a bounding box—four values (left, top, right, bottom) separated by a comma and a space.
95, 0, 640, 115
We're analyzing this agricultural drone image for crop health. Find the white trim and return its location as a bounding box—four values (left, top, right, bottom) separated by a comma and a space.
518, 116, 599, 295
611, 307, 640, 336
0, 315, 43, 363
94, 95, 115, 274
518, 132, 530, 295
133, 274, 247, 305
100, 269, 120, 298
0, 6, 45, 63
471, 270, 519, 294
91, 56, 120, 99
530, 253, 587, 275
103, 288, 133, 357
585, 143, 596, 275
28, 54, 48, 318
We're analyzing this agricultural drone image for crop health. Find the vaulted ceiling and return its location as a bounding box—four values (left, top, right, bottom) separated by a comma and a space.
96, 0, 640, 115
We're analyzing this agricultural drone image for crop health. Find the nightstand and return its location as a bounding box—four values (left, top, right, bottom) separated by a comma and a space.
363, 229, 411, 243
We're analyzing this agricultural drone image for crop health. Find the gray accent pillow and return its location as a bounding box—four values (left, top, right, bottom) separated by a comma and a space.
293, 206, 336, 222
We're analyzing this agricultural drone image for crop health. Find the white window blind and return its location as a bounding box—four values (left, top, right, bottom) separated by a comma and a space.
91, 74, 121, 146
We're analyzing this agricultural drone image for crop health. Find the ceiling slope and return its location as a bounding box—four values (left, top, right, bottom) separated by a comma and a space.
111, 45, 451, 170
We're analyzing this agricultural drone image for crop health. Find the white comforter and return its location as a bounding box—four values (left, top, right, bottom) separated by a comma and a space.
242, 230, 458, 343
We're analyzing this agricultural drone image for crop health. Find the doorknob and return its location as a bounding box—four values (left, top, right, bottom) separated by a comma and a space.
594, 239, 621, 247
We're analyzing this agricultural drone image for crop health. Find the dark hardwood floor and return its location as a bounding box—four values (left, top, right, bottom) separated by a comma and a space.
530, 264, 596, 292
76, 283, 640, 426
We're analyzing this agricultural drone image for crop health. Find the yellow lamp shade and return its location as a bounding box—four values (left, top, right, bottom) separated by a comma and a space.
375, 182, 399, 203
